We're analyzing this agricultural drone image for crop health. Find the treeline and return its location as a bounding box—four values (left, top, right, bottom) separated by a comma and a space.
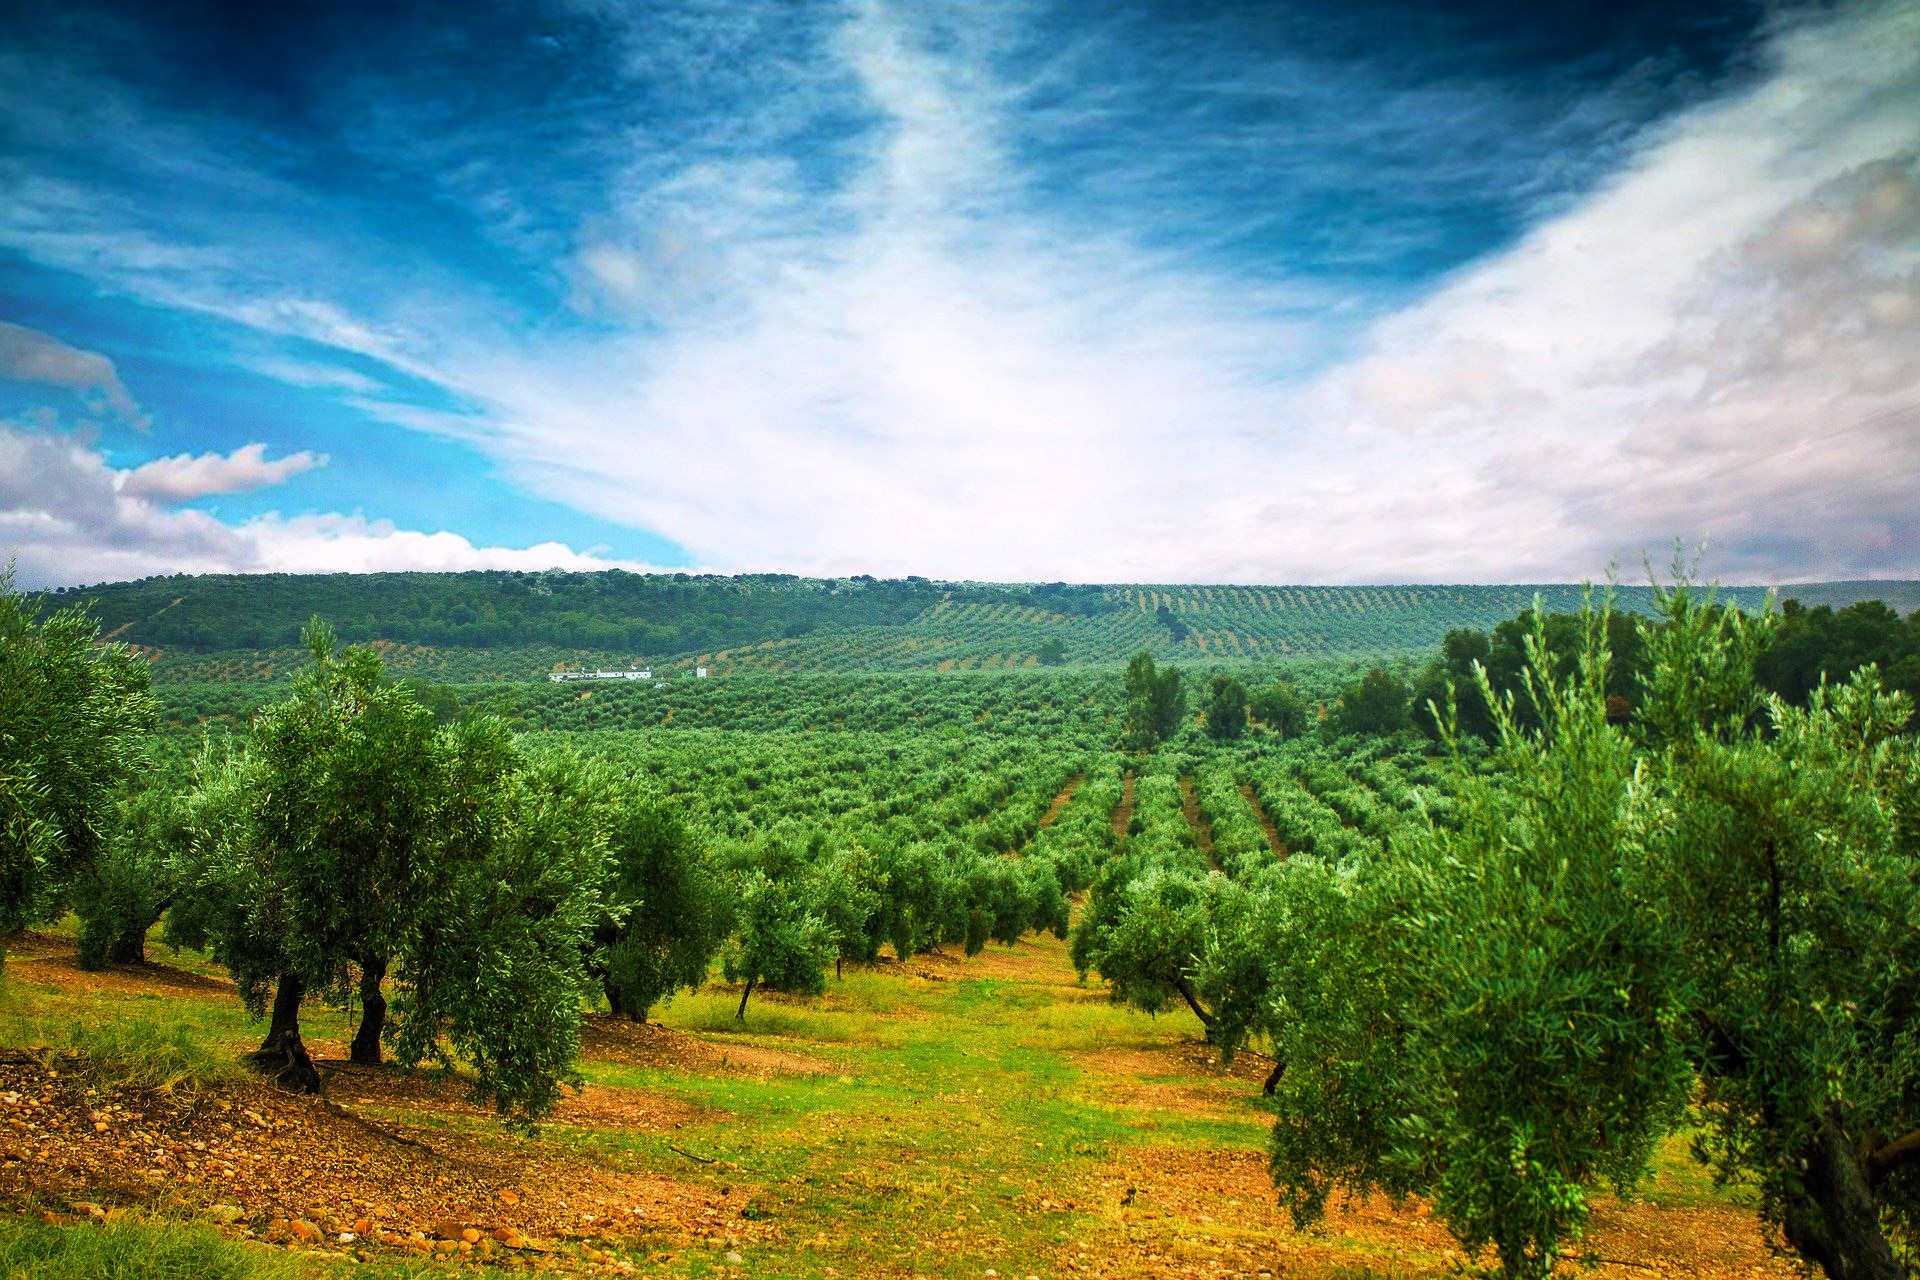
44, 570, 1072, 656
1244, 593, 1920, 745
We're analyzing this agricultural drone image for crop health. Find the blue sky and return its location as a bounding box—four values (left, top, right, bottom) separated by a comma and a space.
1, 0, 1915, 587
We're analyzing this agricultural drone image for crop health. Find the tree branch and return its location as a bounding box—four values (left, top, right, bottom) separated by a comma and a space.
1172, 977, 1215, 1027
1866, 1127, 1920, 1187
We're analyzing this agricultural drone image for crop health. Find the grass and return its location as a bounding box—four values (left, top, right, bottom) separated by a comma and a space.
0, 1215, 308, 1280
0, 1215, 472, 1280
657, 987, 903, 1045
0, 969, 253, 1095
61, 1014, 249, 1094
3, 922, 1788, 1279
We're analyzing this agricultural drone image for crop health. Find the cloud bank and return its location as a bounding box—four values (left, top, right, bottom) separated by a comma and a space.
0, 424, 645, 589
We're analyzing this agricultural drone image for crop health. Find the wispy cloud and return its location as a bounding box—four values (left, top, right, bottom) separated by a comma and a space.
0, 0, 1912, 586
0, 320, 146, 427
119, 442, 328, 503
1277, 1, 1920, 582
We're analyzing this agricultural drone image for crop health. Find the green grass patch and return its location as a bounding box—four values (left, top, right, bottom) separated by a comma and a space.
656, 988, 897, 1045
0, 1216, 307, 1280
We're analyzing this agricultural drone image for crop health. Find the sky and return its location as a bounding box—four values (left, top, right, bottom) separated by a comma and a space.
0, 0, 1916, 589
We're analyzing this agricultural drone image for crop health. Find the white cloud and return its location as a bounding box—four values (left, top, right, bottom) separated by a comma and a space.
408, 0, 1919, 584
0, 320, 147, 427
0, 424, 649, 589
1269, 0, 1920, 583
119, 442, 328, 503
1, 1, 1915, 584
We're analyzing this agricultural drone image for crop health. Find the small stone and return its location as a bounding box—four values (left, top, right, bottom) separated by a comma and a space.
726, 1251, 744, 1264
461, 1227, 481, 1244
289, 1219, 320, 1243
205, 1204, 243, 1225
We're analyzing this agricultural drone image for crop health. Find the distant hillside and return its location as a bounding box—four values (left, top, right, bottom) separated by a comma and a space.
42, 571, 1919, 681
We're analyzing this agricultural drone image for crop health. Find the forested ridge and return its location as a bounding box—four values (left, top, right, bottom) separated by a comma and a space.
40, 569, 1920, 678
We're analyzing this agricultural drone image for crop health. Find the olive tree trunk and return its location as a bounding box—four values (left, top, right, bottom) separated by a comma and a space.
735, 976, 757, 1021
250, 970, 320, 1093
1777, 1111, 1903, 1280
349, 955, 387, 1066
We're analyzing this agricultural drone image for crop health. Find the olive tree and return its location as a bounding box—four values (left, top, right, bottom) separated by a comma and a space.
723, 864, 834, 1019
0, 575, 155, 942
1206, 674, 1248, 741
392, 726, 610, 1122
1261, 601, 1692, 1278
75, 780, 188, 968
591, 787, 728, 1021
1123, 652, 1185, 749
1258, 588, 1920, 1279
1642, 594, 1920, 1279
246, 620, 441, 1069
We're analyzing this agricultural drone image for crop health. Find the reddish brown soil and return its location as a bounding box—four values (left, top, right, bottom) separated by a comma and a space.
1039, 776, 1085, 828
1112, 774, 1136, 837
1238, 782, 1288, 859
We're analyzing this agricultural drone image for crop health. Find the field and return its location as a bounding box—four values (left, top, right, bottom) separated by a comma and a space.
53, 572, 1918, 687
12, 572, 1920, 1278
4, 917, 1792, 1280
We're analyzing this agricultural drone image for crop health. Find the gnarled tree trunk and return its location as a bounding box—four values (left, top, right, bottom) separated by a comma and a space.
250, 970, 320, 1093
736, 976, 757, 1020
1778, 1111, 1903, 1280
107, 925, 148, 965
349, 956, 387, 1066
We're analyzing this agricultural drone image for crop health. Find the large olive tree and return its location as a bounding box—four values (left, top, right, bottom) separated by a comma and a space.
0, 574, 155, 943
1253, 590, 1920, 1279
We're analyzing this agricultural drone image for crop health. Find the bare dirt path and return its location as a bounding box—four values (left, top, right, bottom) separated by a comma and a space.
1111, 772, 1136, 837
1238, 781, 1289, 859
1177, 776, 1218, 869
1039, 775, 1084, 828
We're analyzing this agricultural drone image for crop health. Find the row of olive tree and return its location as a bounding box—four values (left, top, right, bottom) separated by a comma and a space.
2, 585, 726, 1123
1222, 590, 1919, 1279
1080, 588, 1920, 1279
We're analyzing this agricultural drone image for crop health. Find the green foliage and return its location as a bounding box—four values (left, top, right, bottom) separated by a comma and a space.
593, 792, 727, 1020
722, 864, 835, 1017
392, 729, 609, 1122
1256, 587, 1920, 1278
0, 572, 156, 935
1036, 637, 1067, 666
1205, 674, 1247, 741
1264, 600, 1693, 1278
1248, 680, 1309, 738
1755, 596, 1919, 724
1123, 652, 1185, 749
1070, 854, 1218, 1026
1413, 609, 1649, 742
1642, 590, 1920, 1276
160, 744, 286, 1017
249, 619, 441, 997
1326, 666, 1408, 738
74, 779, 188, 969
